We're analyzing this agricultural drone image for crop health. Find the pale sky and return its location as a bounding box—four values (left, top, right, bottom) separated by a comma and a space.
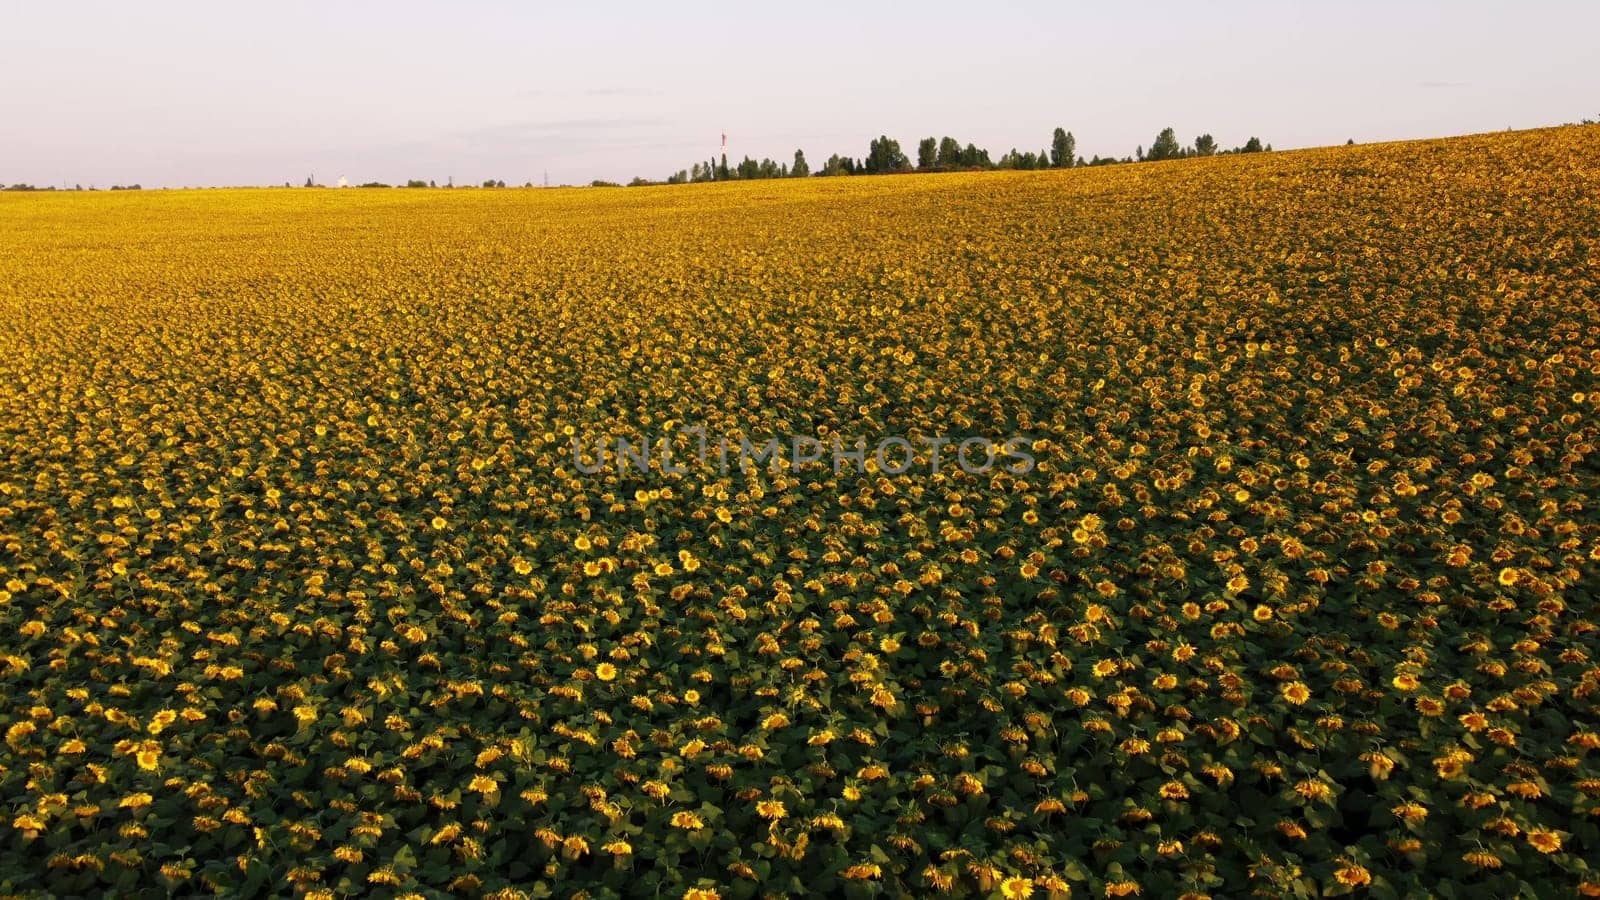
2, 1, 1596, 188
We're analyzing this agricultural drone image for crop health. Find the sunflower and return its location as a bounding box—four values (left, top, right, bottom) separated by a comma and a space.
669, 812, 705, 830
1527, 830, 1562, 854
1000, 876, 1034, 899
134, 747, 161, 771
1333, 863, 1372, 887
1462, 851, 1502, 870
1294, 780, 1332, 801
1391, 802, 1428, 822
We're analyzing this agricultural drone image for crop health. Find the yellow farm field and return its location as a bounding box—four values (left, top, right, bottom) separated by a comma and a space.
1, 127, 1599, 898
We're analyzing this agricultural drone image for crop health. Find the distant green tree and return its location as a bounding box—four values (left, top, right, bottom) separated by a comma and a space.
818, 154, 856, 176
917, 137, 937, 170
936, 137, 962, 168
1147, 127, 1181, 161
1002, 149, 1049, 170
865, 136, 910, 174
1240, 136, 1264, 153
1194, 134, 1217, 157
792, 149, 810, 177
1050, 128, 1075, 168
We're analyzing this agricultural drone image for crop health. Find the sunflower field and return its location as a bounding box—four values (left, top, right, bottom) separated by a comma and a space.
2, 126, 1599, 899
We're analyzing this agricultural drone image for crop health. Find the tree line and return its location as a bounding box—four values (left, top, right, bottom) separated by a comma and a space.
3, 127, 1274, 192
1, 183, 143, 191
637, 126, 1270, 185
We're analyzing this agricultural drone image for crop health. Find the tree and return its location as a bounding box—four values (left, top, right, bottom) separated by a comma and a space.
1147, 127, 1181, 161
792, 149, 809, 178
1000, 149, 1049, 170
917, 137, 938, 170
1194, 134, 1217, 157
865, 135, 910, 174
1050, 128, 1076, 168
936, 137, 962, 168
818, 154, 858, 177
1240, 136, 1264, 153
